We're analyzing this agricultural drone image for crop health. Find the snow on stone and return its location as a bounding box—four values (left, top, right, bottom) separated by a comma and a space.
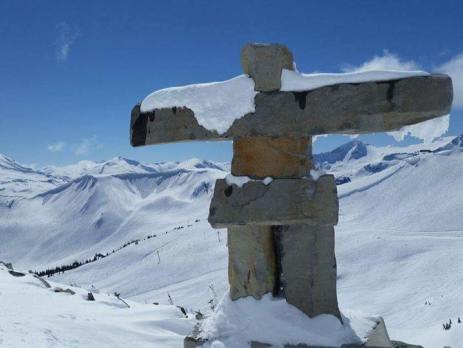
201, 293, 377, 347
310, 168, 326, 181
225, 174, 273, 188
141, 68, 436, 137
280, 68, 429, 92
387, 114, 450, 143
141, 75, 257, 134
281, 68, 451, 143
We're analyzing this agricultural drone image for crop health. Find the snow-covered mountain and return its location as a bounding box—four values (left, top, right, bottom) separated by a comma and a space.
1, 135, 463, 347
0, 154, 66, 204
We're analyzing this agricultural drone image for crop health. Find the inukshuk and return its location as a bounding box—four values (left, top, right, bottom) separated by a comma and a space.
130, 43, 452, 347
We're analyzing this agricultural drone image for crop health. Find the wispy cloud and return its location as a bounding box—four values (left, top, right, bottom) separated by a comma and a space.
55, 22, 79, 62
72, 137, 103, 156
47, 141, 66, 152
437, 53, 463, 109
342, 50, 420, 72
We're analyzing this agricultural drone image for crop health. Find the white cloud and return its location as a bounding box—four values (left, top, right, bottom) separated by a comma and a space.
47, 141, 66, 152
343, 50, 420, 72
437, 53, 463, 108
72, 137, 103, 156
55, 22, 79, 62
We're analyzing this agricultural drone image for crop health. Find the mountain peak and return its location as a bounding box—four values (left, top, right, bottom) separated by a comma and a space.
314, 140, 368, 166
434, 134, 463, 153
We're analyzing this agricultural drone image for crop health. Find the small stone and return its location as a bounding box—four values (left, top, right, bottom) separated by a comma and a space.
184, 322, 207, 348
241, 43, 294, 92
364, 317, 392, 347
87, 292, 95, 301
8, 270, 25, 277
0, 261, 13, 270
54, 287, 76, 295
228, 226, 276, 300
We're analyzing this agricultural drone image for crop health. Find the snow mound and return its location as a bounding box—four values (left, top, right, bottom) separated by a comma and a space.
201, 293, 377, 348
0, 264, 193, 348
281, 69, 429, 92
141, 75, 257, 133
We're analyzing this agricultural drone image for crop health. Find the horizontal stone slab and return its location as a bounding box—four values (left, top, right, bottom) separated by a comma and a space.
208, 176, 338, 228
131, 74, 452, 146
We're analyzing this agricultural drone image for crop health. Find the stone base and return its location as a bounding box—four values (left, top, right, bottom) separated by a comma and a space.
183, 318, 423, 348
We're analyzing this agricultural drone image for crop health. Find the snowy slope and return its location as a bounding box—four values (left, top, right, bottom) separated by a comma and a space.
0, 264, 193, 348
0, 154, 65, 204
0, 159, 226, 271
1, 136, 463, 347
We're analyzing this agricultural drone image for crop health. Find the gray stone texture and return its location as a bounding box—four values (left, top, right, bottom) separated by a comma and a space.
130, 104, 219, 147
241, 43, 294, 92
364, 318, 392, 347
227, 75, 453, 137
228, 226, 276, 300
130, 75, 452, 146
208, 176, 338, 228
277, 224, 341, 320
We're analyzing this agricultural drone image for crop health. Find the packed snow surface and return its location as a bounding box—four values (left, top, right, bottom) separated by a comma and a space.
140, 75, 256, 134
201, 293, 377, 347
0, 264, 193, 348
280, 68, 429, 92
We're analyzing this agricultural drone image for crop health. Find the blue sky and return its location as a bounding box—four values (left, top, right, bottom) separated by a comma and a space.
0, 0, 462, 166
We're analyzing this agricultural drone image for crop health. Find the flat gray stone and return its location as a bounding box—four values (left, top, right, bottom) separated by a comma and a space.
228, 226, 276, 300
241, 43, 294, 92
130, 105, 219, 147
277, 224, 341, 320
227, 75, 453, 138
130, 74, 452, 146
208, 176, 338, 228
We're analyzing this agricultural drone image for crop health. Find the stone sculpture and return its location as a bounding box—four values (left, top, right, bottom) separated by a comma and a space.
130, 43, 452, 348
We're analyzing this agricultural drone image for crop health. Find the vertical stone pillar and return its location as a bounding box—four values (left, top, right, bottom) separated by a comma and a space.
228, 226, 276, 300
276, 224, 341, 319
227, 43, 341, 321
228, 136, 310, 298
228, 134, 341, 320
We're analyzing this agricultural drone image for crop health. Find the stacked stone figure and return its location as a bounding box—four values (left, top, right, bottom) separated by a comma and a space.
130, 43, 452, 348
